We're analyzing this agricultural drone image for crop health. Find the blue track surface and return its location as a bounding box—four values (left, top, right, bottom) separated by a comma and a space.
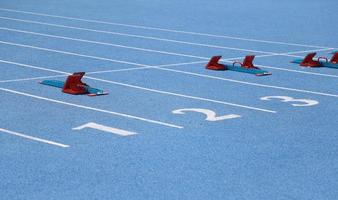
1, 0, 338, 199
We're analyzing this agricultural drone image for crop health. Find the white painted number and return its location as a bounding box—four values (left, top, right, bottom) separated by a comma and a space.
73, 122, 138, 136
260, 96, 318, 107
172, 108, 241, 121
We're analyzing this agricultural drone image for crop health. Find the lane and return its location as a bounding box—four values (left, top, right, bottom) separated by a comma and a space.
0, 17, 266, 59
0, 31, 197, 67
0, 12, 333, 58
0, 20, 335, 80
1, 44, 337, 100
0, 25, 335, 76
0, 7, 332, 50
0, 18, 283, 56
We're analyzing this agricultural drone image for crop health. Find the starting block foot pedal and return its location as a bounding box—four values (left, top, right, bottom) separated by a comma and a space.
205, 56, 227, 70
40, 72, 108, 96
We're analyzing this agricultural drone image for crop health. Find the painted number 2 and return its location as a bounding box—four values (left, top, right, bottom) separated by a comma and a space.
172, 108, 241, 121
260, 96, 319, 107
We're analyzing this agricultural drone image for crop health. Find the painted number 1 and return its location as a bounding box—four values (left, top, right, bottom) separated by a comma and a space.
73, 122, 138, 136
172, 108, 241, 121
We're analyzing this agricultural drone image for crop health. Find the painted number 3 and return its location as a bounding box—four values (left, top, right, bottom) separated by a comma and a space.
260, 96, 319, 107
172, 108, 241, 121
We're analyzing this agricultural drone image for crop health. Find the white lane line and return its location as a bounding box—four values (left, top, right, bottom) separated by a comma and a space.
2, 17, 322, 59
0, 31, 334, 80
1, 17, 333, 60
86, 60, 207, 74
0, 26, 334, 72
2, 27, 332, 62
0, 60, 206, 83
73, 122, 138, 136
0, 27, 207, 60
0, 40, 151, 68
0, 128, 69, 148
0, 87, 183, 129
0, 59, 71, 74
0, 60, 276, 113
0, 8, 332, 49
0, 20, 282, 56
0, 74, 68, 83
0, 37, 335, 79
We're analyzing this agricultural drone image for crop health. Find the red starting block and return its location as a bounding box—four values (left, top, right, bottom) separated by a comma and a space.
206, 55, 271, 76
206, 56, 226, 70
232, 55, 259, 69
292, 52, 338, 68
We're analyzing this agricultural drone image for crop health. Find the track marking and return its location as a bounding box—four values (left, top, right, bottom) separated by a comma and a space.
2, 17, 329, 58
0, 40, 151, 67
0, 37, 335, 79
0, 87, 183, 129
0, 17, 332, 59
260, 96, 319, 107
0, 23, 282, 56
1, 58, 338, 101
0, 17, 331, 57
0, 27, 207, 60
0, 8, 332, 49
0, 128, 69, 148
172, 108, 241, 121
73, 122, 138, 136
1, 27, 333, 61
0, 60, 205, 83
0, 74, 68, 83
86, 60, 208, 74
0, 60, 276, 113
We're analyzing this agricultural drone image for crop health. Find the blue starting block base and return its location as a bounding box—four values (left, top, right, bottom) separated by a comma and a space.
291, 59, 338, 69
40, 80, 108, 96
226, 65, 271, 76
